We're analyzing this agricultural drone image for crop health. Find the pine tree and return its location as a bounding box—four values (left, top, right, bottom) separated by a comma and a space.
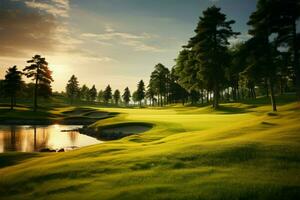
149, 63, 170, 106
80, 85, 89, 101
136, 80, 145, 107
89, 85, 97, 102
23, 55, 53, 111
4, 66, 22, 110
122, 87, 131, 106
66, 75, 79, 104
103, 85, 112, 104
113, 89, 121, 105
186, 6, 239, 108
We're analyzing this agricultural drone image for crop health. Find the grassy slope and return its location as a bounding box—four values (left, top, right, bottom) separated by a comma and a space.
0, 98, 300, 199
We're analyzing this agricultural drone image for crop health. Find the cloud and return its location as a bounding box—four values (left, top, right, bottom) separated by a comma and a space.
24, 0, 70, 18
0, 0, 83, 58
81, 26, 164, 53
0, 8, 58, 57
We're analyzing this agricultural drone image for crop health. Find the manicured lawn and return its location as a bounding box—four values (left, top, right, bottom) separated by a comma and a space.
0, 96, 300, 199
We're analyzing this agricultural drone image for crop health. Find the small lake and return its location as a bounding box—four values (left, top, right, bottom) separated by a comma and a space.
0, 125, 102, 153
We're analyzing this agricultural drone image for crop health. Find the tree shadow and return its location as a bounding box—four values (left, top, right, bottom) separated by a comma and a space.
215, 105, 253, 114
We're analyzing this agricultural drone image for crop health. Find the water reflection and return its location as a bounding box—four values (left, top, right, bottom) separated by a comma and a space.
0, 125, 102, 152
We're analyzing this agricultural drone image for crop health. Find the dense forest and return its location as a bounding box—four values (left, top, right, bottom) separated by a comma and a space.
0, 0, 299, 112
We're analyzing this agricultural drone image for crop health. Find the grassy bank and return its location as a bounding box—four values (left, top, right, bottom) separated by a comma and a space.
0, 96, 300, 199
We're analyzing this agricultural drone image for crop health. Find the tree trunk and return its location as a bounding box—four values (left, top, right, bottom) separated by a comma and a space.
213, 84, 219, 109
265, 79, 269, 98
237, 85, 240, 101
201, 89, 204, 104
33, 126, 37, 151
34, 76, 38, 112
269, 78, 277, 112
206, 90, 209, 103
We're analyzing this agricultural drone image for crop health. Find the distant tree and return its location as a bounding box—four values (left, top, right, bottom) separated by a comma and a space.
80, 84, 89, 101
174, 49, 203, 104
186, 6, 239, 108
97, 90, 104, 102
149, 63, 170, 106
136, 80, 145, 107
23, 55, 53, 111
89, 85, 97, 102
4, 66, 22, 110
66, 75, 79, 104
113, 89, 121, 105
122, 87, 131, 106
132, 91, 139, 105
169, 67, 189, 105
146, 82, 156, 106
103, 85, 112, 104
227, 42, 248, 101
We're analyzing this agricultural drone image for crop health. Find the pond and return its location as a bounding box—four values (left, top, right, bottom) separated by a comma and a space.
0, 125, 102, 153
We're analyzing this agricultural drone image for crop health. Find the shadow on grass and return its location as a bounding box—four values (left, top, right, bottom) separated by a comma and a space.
0, 152, 41, 168
240, 93, 297, 106
215, 105, 253, 114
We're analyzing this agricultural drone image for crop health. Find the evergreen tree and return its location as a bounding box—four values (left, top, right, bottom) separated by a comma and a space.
186, 6, 239, 108
174, 49, 203, 104
80, 84, 89, 101
122, 87, 131, 106
103, 85, 112, 104
97, 90, 104, 102
149, 63, 170, 106
89, 85, 97, 102
265, 0, 300, 100
136, 80, 145, 107
113, 89, 121, 105
248, 1, 279, 111
4, 66, 22, 110
66, 75, 79, 104
132, 91, 139, 105
23, 55, 53, 111
146, 82, 156, 106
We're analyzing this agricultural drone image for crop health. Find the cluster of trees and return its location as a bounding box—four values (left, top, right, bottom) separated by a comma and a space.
0, 55, 53, 111
142, 1, 299, 111
65, 75, 133, 106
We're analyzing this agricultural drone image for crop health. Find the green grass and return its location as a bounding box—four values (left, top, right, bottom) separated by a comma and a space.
0, 95, 300, 199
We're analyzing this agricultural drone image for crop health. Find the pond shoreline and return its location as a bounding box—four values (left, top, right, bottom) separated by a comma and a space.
79, 122, 154, 140
0, 119, 154, 142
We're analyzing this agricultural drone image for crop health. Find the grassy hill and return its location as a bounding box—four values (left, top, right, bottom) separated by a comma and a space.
0, 96, 300, 200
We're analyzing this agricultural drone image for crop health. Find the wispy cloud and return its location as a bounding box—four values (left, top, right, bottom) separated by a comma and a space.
81, 26, 164, 53
0, 0, 83, 58
25, 0, 70, 18
0, 8, 58, 57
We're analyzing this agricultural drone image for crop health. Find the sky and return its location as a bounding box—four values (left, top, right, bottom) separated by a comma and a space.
0, 0, 257, 92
